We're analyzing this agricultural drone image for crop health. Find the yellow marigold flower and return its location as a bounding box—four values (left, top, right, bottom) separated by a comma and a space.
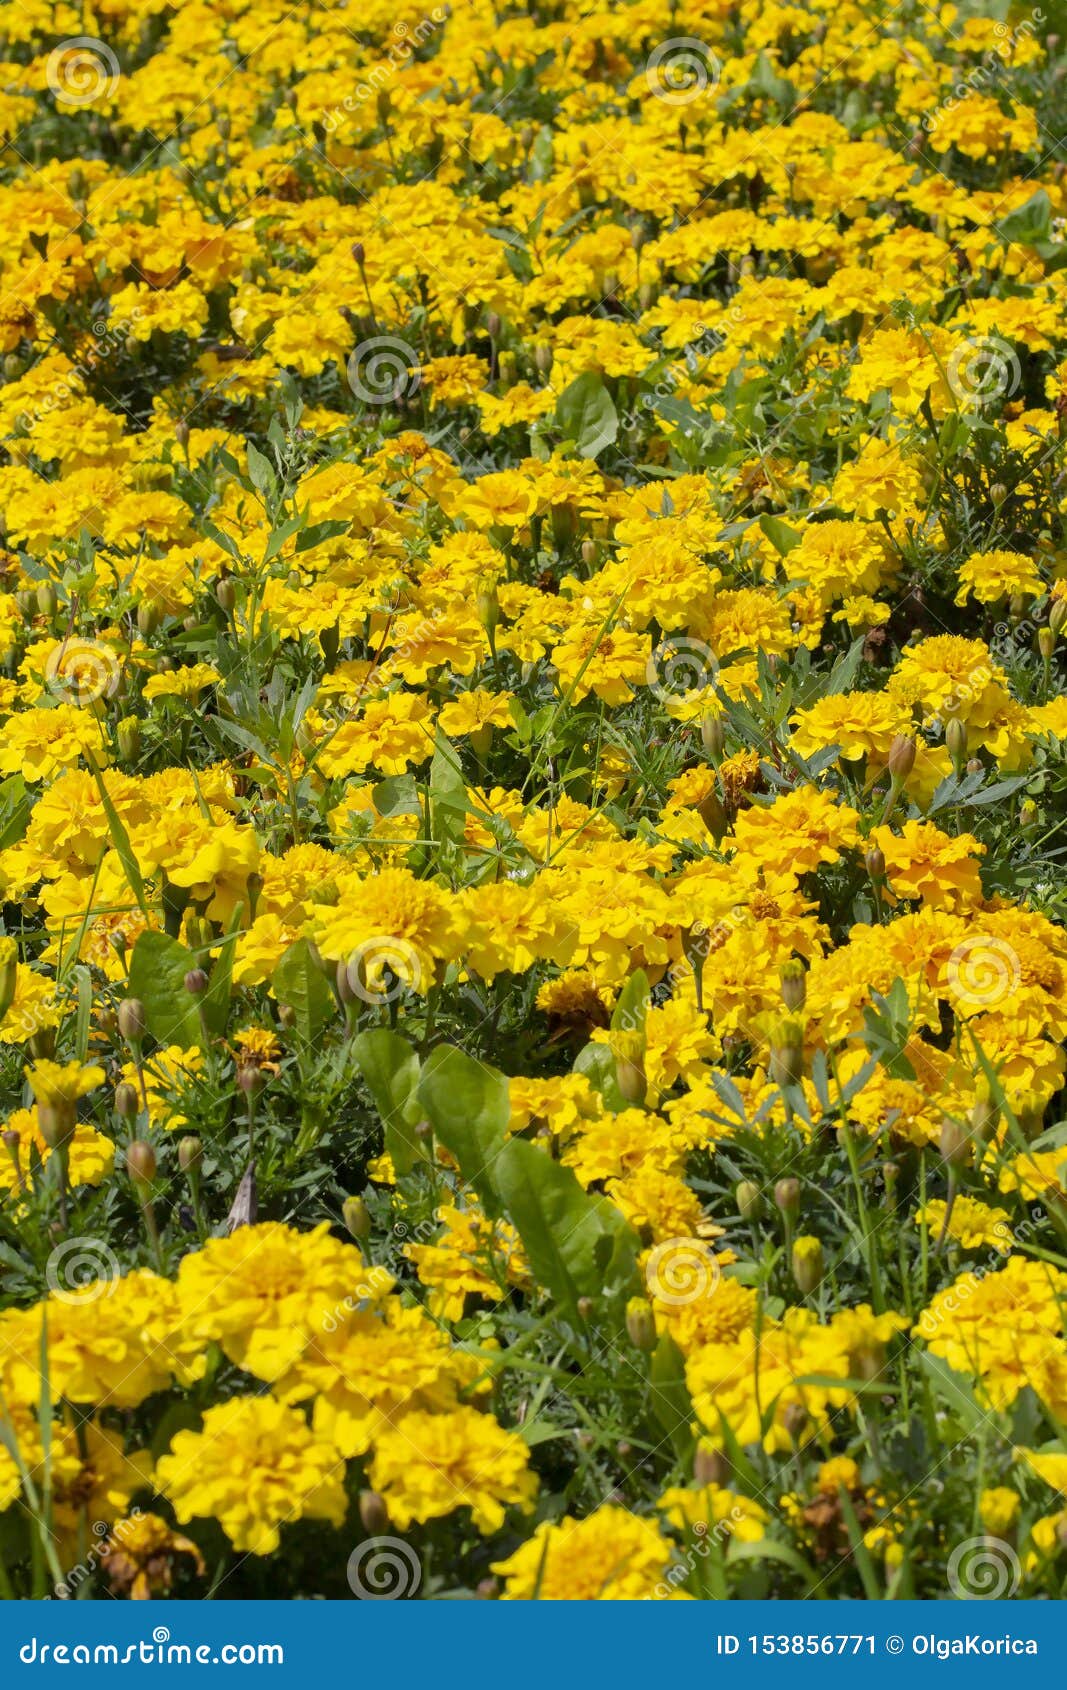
492, 1505, 671, 1599
980, 1487, 1021, 1538
155, 1397, 346, 1555
25, 1059, 104, 1107
914, 1195, 1013, 1254
956, 550, 1042, 606
176, 1220, 392, 1383
868, 819, 985, 908
313, 866, 463, 989
368, 1405, 537, 1534
143, 662, 220, 701
0, 1105, 113, 1196
658, 1483, 767, 1543
405, 1203, 528, 1322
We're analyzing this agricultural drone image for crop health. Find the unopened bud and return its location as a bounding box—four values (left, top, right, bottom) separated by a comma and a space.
736, 1179, 763, 1222
117, 717, 141, 762
216, 577, 236, 614
342, 1195, 371, 1239
1038, 627, 1056, 662
779, 959, 806, 1012
117, 998, 147, 1045
791, 1234, 824, 1296
888, 734, 916, 779
178, 1135, 203, 1173
358, 1490, 390, 1534
475, 576, 499, 637
1049, 597, 1067, 636
939, 1115, 971, 1169
114, 1082, 139, 1119
946, 716, 968, 764
626, 1297, 657, 1352
694, 1441, 728, 1486
865, 845, 886, 880
184, 968, 209, 996
126, 1139, 156, 1187
137, 600, 161, 637
700, 712, 725, 761
774, 1177, 800, 1219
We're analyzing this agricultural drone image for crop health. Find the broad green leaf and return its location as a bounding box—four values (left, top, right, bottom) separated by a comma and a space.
492, 1138, 639, 1317
759, 513, 802, 556
352, 1028, 423, 1176
417, 1045, 509, 1214
201, 905, 242, 1041
611, 970, 650, 1036
573, 1040, 627, 1113
273, 937, 335, 1051
127, 931, 201, 1049
555, 371, 618, 458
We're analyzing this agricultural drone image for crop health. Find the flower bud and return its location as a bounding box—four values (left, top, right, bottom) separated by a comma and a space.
114, 1082, 139, 1119
779, 959, 806, 1012
792, 1234, 824, 1295
864, 845, 886, 880
946, 716, 968, 764
700, 712, 725, 761
216, 577, 236, 614
178, 1135, 203, 1173
475, 576, 499, 637
783, 1401, 809, 1442
1049, 597, 1067, 636
576, 1295, 594, 1322
117, 716, 141, 762
342, 1195, 371, 1240
126, 1139, 156, 1188
137, 600, 161, 637
888, 734, 916, 779
774, 1177, 800, 1219
939, 1115, 971, 1169
883, 1161, 900, 1208
1038, 627, 1056, 662
37, 1101, 75, 1150
736, 1179, 763, 1222
610, 1031, 646, 1106
238, 1064, 266, 1097
1020, 798, 1038, 829
117, 998, 147, 1045
694, 1441, 728, 1486
626, 1297, 657, 1352
184, 968, 209, 996
358, 1490, 390, 1535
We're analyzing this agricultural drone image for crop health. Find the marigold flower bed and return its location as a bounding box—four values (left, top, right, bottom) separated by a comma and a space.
0, 0, 1065, 1603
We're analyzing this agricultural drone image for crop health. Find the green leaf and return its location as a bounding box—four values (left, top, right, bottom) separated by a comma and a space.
127, 932, 201, 1049
492, 1138, 640, 1318
417, 1045, 510, 1215
429, 729, 468, 847
246, 441, 275, 494
555, 372, 618, 458
272, 937, 335, 1052
86, 755, 148, 916
0, 774, 30, 851
918, 1352, 985, 1431
352, 1029, 423, 1176
759, 514, 802, 556
611, 970, 650, 1036
995, 188, 1052, 247
649, 1333, 695, 1456
200, 906, 241, 1041
573, 1040, 627, 1113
